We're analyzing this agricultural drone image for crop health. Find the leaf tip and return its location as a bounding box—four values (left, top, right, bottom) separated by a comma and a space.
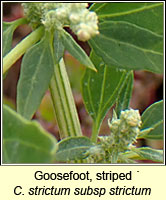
90, 66, 97, 72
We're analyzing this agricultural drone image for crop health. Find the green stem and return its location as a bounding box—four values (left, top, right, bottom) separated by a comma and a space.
3, 26, 44, 74
91, 123, 98, 143
91, 120, 100, 143
111, 150, 118, 163
49, 58, 82, 139
7, 17, 28, 27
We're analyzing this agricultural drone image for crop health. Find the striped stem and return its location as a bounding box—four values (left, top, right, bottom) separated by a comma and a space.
49, 58, 82, 139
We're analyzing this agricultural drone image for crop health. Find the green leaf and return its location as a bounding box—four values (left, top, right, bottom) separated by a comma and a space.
90, 2, 164, 35
91, 2, 162, 34
131, 147, 163, 163
3, 22, 14, 57
3, 18, 28, 57
60, 29, 96, 71
89, 3, 163, 73
55, 136, 93, 162
82, 51, 127, 141
17, 31, 54, 120
3, 105, 57, 163
138, 100, 163, 140
53, 30, 65, 63
92, 3, 163, 35
115, 70, 133, 117
120, 150, 145, 161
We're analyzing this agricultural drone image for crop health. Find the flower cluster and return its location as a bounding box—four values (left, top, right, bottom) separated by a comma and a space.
68, 4, 99, 41
85, 109, 142, 163
22, 3, 44, 29
108, 109, 142, 151
22, 3, 99, 41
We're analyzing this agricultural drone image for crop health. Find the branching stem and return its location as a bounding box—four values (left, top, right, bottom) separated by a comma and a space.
3, 26, 44, 74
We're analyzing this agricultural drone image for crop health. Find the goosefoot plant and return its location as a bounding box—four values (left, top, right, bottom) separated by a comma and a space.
3, 3, 163, 163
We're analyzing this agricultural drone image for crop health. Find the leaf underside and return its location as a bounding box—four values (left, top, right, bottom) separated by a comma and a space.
140, 100, 163, 139
132, 147, 163, 163
17, 33, 54, 120
55, 136, 93, 162
3, 105, 57, 163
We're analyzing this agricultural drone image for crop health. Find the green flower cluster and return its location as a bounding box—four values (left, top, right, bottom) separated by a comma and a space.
108, 109, 142, 151
22, 3, 99, 41
22, 3, 44, 29
85, 109, 142, 163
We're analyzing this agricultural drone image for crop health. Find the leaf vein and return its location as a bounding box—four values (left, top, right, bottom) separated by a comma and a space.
87, 72, 97, 119
99, 33, 162, 56
23, 45, 46, 116
4, 138, 52, 155
98, 3, 162, 19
